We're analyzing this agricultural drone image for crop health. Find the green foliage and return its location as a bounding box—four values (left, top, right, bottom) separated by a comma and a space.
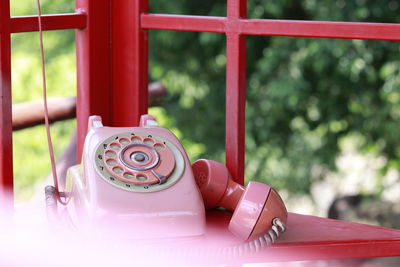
11, 0, 74, 16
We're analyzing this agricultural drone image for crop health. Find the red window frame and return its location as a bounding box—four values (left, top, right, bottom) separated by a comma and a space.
3, 0, 400, 199
125, 0, 400, 186
0, 1, 86, 206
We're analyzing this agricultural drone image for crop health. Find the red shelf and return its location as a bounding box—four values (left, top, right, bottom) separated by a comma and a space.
204, 211, 400, 263
12, 201, 400, 264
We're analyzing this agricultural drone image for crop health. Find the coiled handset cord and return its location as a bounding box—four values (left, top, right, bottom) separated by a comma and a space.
213, 218, 286, 256
36, 0, 67, 205
153, 218, 287, 257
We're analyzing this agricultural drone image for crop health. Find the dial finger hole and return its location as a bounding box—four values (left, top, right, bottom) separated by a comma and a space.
119, 138, 130, 145
106, 159, 117, 166
154, 143, 165, 151
143, 138, 154, 146
136, 174, 148, 182
105, 150, 116, 157
123, 172, 134, 179
110, 143, 121, 150
131, 136, 142, 143
113, 167, 123, 174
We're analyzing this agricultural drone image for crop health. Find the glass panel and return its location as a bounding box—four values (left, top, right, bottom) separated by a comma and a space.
11, 30, 77, 202
148, 30, 226, 163
11, 0, 74, 16
247, 0, 400, 23
150, 0, 226, 17
245, 35, 400, 224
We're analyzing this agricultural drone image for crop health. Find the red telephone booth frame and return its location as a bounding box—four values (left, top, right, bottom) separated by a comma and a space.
1, 0, 400, 262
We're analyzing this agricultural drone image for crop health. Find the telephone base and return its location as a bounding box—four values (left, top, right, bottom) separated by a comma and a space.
66, 163, 205, 239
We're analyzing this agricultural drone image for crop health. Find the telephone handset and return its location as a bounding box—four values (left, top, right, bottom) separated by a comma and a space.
65, 114, 287, 242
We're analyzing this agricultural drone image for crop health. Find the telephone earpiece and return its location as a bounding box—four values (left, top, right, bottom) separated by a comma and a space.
192, 159, 287, 241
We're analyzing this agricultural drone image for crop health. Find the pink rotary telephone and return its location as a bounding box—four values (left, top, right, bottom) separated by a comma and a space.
65, 114, 287, 242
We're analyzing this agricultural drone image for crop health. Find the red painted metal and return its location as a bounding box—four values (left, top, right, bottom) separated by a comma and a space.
0, 0, 13, 207
240, 19, 400, 41
75, 0, 112, 160
112, 0, 148, 127
225, 0, 247, 185
142, 14, 400, 41
206, 211, 400, 263
141, 14, 225, 33
10, 13, 86, 33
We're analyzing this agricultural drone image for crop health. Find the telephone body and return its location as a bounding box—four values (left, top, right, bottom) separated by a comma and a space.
66, 115, 206, 239
65, 114, 287, 242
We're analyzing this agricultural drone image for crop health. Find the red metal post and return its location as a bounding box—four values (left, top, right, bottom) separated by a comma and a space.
225, 0, 247, 185
0, 0, 13, 206
75, 0, 112, 160
112, 0, 149, 127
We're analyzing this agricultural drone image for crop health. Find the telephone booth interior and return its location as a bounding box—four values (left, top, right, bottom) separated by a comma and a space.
1, 0, 400, 263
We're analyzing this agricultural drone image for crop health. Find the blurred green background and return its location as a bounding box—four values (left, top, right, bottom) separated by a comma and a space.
11, 0, 400, 224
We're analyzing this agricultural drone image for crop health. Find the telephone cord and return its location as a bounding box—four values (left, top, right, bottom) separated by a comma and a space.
36, 0, 68, 205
